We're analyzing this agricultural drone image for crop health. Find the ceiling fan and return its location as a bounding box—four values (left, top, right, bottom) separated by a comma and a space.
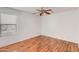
33, 7, 54, 16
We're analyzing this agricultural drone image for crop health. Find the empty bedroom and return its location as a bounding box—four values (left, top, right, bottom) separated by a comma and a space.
0, 7, 79, 52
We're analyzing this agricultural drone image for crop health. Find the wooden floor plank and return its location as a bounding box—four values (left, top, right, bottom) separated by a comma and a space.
0, 35, 78, 52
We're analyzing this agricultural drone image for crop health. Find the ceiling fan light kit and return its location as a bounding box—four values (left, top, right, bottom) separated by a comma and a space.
33, 7, 53, 16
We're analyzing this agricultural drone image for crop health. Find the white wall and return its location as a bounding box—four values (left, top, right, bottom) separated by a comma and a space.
0, 8, 41, 47
42, 8, 79, 43
78, 8, 79, 45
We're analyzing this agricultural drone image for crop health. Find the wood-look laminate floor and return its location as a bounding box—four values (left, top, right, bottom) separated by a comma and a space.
0, 35, 79, 52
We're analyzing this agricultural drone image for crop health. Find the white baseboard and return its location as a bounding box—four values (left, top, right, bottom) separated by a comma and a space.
0, 34, 40, 48
41, 34, 78, 44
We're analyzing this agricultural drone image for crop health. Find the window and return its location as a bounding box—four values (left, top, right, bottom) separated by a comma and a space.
0, 13, 17, 37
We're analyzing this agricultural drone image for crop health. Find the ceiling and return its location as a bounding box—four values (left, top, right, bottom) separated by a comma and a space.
12, 7, 78, 13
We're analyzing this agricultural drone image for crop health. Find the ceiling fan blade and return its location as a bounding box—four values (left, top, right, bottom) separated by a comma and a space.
46, 10, 54, 13
44, 11, 51, 14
